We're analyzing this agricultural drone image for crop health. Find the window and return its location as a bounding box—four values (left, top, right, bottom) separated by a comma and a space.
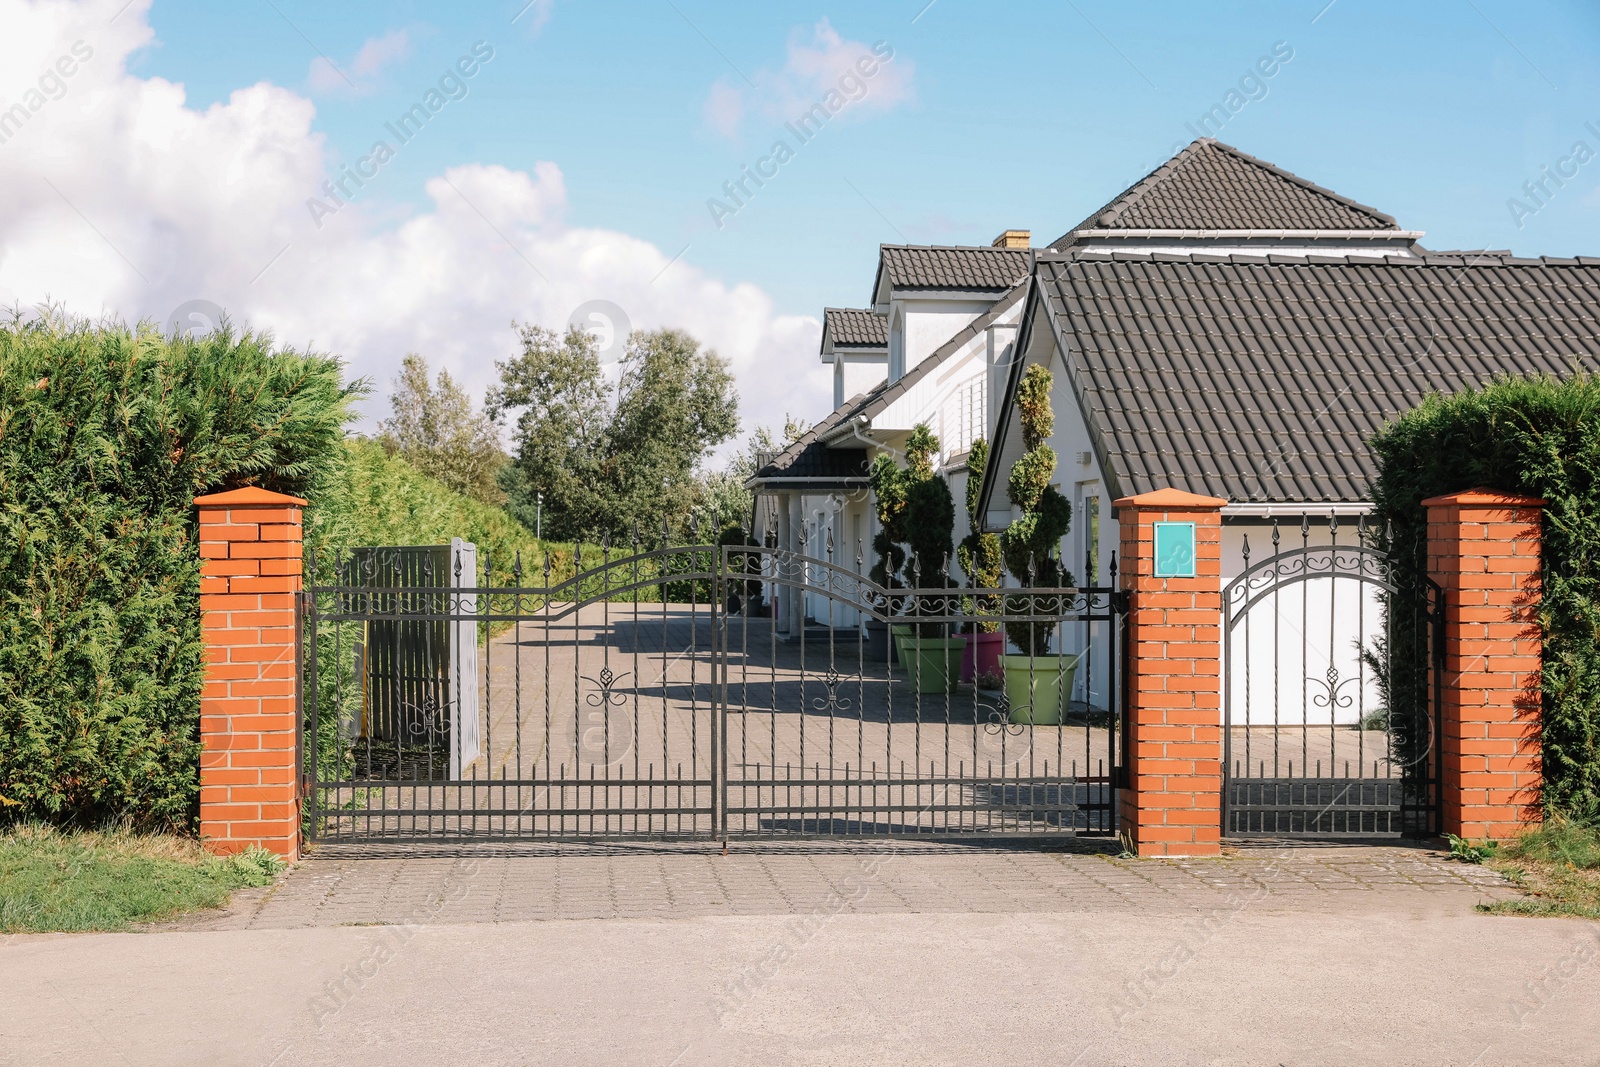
939, 377, 986, 457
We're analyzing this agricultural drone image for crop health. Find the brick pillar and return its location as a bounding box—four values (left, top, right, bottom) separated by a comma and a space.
1114, 488, 1227, 857
1422, 488, 1544, 840
195, 486, 306, 859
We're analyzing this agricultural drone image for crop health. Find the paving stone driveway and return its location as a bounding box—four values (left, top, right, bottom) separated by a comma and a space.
173, 840, 1518, 931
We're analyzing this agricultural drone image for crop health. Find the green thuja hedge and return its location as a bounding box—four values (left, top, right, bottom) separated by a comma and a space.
0, 313, 359, 830
1370, 372, 1600, 821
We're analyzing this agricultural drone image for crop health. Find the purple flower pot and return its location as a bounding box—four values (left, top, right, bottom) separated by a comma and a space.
961, 631, 1005, 683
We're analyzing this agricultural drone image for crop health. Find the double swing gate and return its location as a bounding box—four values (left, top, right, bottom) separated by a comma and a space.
300, 536, 1127, 844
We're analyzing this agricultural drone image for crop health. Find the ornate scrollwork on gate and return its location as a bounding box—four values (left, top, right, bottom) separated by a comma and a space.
811, 668, 853, 713
1308, 665, 1359, 713
583, 667, 630, 709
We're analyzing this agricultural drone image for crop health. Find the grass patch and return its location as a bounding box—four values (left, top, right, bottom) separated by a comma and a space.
0, 823, 285, 933
1474, 819, 1600, 921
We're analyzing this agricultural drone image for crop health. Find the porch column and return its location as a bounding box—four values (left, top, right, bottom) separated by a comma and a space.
1423, 489, 1544, 840
1114, 488, 1227, 858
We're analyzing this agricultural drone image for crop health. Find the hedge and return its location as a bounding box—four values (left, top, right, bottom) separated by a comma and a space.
0, 314, 358, 830
0, 314, 701, 831
1370, 372, 1600, 821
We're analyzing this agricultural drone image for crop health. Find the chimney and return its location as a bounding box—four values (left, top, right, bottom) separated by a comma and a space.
991, 229, 1030, 249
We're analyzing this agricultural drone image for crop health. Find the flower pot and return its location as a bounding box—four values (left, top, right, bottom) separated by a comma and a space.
890, 624, 914, 669
960, 631, 1005, 683
1001, 653, 1081, 725
864, 618, 891, 662
901, 633, 965, 693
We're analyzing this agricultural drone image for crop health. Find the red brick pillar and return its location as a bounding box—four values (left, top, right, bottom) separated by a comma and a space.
195, 487, 306, 859
1114, 488, 1227, 857
1422, 488, 1544, 840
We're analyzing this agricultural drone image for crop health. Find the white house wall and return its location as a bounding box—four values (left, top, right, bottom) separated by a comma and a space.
896, 297, 994, 377
1220, 519, 1385, 732
838, 352, 887, 408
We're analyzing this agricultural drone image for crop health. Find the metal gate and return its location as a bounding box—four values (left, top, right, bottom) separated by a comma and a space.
300, 536, 1125, 843
1221, 516, 1442, 838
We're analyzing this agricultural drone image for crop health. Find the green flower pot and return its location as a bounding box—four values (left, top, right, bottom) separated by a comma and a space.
890, 624, 914, 668
1001, 653, 1081, 725
901, 634, 965, 694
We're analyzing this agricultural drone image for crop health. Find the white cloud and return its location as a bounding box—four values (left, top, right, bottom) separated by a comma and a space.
703, 19, 914, 140
308, 28, 410, 95
0, 0, 826, 460
510, 0, 554, 34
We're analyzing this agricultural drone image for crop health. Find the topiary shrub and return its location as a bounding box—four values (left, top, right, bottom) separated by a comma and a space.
1371, 371, 1600, 822
956, 437, 1003, 631
1000, 365, 1073, 657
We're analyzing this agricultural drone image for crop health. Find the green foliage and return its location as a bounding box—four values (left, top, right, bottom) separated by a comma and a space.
957, 439, 1003, 627
0, 823, 282, 932
487, 324, 610, 540
1017, 364, 1054, 451
1006, 444, 1057, 512
379, 353, 507, 505
1001, 367, 1072, 657
905, 423, 939, 480
0, 312, 360, 832
1370, 371, 1600, 820
698, 418, 807, 535
1477, 817, 1600, 919
1446, 833, 1499, 864
904, 472, 955, 582
1504, 817, 1600, 869
491, 325, 740, 543
313, 440, 541, 581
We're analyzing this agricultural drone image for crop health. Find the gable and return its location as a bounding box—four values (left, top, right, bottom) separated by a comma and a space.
1050, 139, 1405, 248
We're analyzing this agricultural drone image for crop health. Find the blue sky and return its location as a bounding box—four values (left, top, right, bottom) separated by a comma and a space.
132, 0, 1600, 312
3, 0, 1598, 438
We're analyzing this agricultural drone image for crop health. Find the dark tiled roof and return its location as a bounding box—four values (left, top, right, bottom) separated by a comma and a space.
1050, 140, 1399, 248
877, 245, 1032, 293
758, 280, 1031, 489
745, 400, 871, 489
823, 280, 1029, 437
822, 307, 887, 348
1034, 252, 1600, 504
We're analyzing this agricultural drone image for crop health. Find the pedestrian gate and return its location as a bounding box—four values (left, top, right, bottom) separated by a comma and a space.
1221, 516, 1442, 839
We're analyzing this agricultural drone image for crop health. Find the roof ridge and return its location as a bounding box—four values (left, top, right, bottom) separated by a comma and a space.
878, 242, 1032, 253
1043, 248, 1598, 269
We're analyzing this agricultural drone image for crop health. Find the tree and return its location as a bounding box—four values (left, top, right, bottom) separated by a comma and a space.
489, 325, 741, 543
697, 416, 808, 534
1000, 365, 1073, 656
379, 353, 506, 505
486, 324, 611, 541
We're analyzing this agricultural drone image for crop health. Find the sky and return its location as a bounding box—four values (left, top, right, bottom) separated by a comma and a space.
2, 0, 1598, 458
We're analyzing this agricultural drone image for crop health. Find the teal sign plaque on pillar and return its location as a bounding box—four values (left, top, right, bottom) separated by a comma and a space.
1153, 521, 1196, 578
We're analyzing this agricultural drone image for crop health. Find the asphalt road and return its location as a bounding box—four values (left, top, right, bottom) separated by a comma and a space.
3, 879, 1596, 1066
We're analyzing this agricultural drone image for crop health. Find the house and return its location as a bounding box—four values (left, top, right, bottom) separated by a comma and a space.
753, 138, 1600, 733
981, 142, 1600, 724
749, 237, 1032, 635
